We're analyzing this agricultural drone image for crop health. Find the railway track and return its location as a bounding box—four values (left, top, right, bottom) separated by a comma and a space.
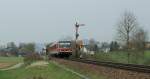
68, 58, 150, 73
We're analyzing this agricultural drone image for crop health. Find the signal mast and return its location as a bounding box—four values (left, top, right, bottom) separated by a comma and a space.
75, 22, 85, 58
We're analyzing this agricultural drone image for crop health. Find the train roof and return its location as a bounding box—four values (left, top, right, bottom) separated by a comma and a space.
48, 42, 57, 47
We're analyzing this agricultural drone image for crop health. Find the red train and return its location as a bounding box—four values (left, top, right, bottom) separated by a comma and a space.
47, 41, 73, 57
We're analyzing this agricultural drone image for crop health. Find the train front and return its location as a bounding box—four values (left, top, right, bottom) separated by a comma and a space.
58, 41, 72, 57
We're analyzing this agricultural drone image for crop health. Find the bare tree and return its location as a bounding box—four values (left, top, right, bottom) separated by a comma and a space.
117, 11, 138, 49
132, 28, 148, 51
117, 11, 139, 63
88, 38, 98, 52
7, 42, 18, 56
19, 43, 35, 56
130, 28, 148, 63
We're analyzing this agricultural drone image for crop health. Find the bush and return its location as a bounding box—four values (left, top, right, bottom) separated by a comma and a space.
24, 53, 43, 65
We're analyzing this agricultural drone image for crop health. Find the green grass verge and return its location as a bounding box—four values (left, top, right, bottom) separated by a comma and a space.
0, 62, 82, 79
64, 65, 106, 79
55, 60, 107, 79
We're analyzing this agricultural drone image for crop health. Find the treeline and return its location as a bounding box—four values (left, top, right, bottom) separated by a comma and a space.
0, 42, 36, 57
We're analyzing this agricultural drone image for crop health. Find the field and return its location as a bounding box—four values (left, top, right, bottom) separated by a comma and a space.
0, 57, 23, 69
0, 57, 82, 79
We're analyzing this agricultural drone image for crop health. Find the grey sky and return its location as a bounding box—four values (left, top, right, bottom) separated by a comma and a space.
0, 0, 150, 44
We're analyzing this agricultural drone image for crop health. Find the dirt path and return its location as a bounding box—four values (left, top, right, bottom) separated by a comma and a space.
26, 61, 49, 68
0, 63, 14, 69
0, 63, 23, 71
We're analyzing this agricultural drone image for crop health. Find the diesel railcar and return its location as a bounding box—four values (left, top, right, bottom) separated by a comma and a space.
47, 41, 72, 57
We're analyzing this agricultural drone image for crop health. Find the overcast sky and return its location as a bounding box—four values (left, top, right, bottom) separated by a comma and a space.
0, 0, 150, 44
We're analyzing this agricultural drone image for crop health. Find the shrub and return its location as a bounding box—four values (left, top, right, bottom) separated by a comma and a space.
24, 53, 43, 65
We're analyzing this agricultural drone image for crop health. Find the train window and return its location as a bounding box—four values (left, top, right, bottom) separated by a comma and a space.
59, 43, 71, 48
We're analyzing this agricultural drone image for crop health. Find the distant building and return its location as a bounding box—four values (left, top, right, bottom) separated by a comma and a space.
97, 42, 110, 53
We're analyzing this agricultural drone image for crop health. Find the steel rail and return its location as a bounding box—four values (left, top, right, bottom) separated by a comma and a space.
69, 58, 150, 73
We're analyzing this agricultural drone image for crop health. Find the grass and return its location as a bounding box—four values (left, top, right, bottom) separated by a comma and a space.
55, 59, 107, 79
144, 51, 150, 58
0, 63, 82, 79
0, 57, 82, 79
0, 57, 23, 63
86, 51, 129, 63
85, 50, 150, 65
65, 65, 106, 79
0, 57, 23, 69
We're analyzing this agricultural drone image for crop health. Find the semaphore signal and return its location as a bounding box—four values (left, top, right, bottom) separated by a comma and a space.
75, 22, 85, 58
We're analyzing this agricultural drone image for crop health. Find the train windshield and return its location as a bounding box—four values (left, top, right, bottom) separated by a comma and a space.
59, 42, 71, 48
